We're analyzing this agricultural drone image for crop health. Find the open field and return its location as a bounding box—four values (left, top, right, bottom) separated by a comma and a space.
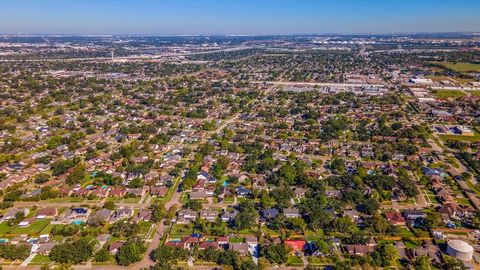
470, 91, 480, 97
431, 89, 466, 98
432, 62, 480, 72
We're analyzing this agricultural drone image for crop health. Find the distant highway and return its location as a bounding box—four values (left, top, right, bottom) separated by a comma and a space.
251, 80, 386, 88
0, 46, 254, 62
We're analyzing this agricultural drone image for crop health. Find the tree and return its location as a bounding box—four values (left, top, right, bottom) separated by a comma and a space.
362, 197, 379, 215
260, 243, 290, 264
330, 158, 346, 174
66, 164, 86, 186
94, 248, 110, 262
35, 173, 50, 184
166, 205, 178, 220
377, 243, 399, 266
414, 255, 432, 270
152, 245, 188, 267
51, 224, 80, 236
50, 238, 96, 264
150, 202, 166, 222
184, 200, 202, 212
240, 259, 257, 270
127, 178, 144, 188
7, 211, 25, 226
116, 239, 146, 266
103, 201, 116, 210
0, 244, 31, 260
425, 211, 442, 230
443, 255, 466, 270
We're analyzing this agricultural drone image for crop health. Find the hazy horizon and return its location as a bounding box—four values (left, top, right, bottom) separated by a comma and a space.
1, 0, 479, 35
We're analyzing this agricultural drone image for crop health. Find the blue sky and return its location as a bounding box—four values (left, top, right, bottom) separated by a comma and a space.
0, 0, 479, 35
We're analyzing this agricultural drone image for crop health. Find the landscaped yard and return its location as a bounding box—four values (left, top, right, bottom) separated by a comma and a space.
0, 219, 52, 236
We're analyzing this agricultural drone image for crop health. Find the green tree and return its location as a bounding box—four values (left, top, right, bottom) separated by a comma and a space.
94, 248, 110, 262
414, 255, 432, 270
115, 239, 146, 266
150, 202, 166, 222
66, 164, 86, 186
35, 173, 51, 184
260, 243, 290, 264
50, 238, 96, 264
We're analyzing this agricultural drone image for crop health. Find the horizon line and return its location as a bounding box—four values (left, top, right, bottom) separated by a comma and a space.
1, 31, 479, 37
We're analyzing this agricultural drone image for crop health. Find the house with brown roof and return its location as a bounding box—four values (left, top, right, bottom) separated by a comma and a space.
36, 207, 58, 219
150, 186, 168, 197
343, 244, 375, 256
108, 241, 125, 254
229, 243, 249, 255
110, 187, 127, 197
137, 209, 152, 222
385, 211, 406, 226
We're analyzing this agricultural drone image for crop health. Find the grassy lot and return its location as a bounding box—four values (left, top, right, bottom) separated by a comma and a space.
122, 197, 141, 203
45, 197, 86, 203
223, 196, 235, 203
138, 221, 153, 237
286, 255, 304, 267
432, 62, 480, 72
395, 227, 415, 238
431, 89, 466, 99
169, 224, 193, 238
426, 75, 451, 82
308, 256, 331, 266
29, 254, 51, 265
438, 129, 480, 142
228, 236, 245, 243
465, 180, 480, 197
0, 219, 51, 236
455, 197, 471, 206
404, 239, 421, 249
261, 226, 279, 237
470, 91, 480, 97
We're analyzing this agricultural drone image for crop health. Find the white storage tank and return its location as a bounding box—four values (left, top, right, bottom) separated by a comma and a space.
447, 240, 474, 261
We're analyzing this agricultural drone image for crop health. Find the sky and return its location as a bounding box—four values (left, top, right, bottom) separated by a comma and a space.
0, 0, 479, 35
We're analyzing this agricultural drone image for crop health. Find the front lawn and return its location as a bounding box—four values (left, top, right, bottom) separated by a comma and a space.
29, 254, 51, 265
395, 227, 415, 238
286, 255, 304, 267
